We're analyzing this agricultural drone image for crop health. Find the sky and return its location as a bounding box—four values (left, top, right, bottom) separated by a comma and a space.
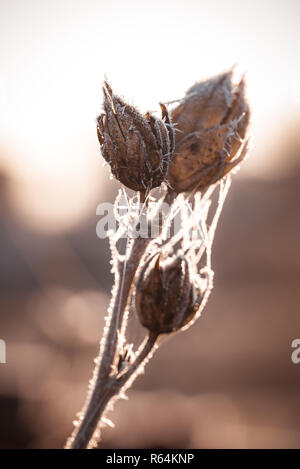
0, 0, 299, 231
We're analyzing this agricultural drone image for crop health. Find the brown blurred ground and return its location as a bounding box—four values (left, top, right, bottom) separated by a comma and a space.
0, 135, 300, 449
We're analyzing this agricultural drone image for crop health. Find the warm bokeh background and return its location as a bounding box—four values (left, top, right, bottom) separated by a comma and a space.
0, 0, 300, 449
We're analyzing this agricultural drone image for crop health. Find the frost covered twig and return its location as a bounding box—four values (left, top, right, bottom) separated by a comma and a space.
66, 69, 251, 449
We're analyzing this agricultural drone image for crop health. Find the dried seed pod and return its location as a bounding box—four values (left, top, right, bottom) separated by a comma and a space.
168, 70, 251, 192
135, 255, 204, 334
97, 81, 175, 192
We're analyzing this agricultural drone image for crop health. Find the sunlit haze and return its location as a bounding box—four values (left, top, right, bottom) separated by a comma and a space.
0, 0, 299, 231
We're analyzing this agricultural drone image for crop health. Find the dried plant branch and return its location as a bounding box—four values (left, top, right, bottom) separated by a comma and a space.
67, 237, 151, 449
68, 191, 171, 449
66, 69, 251, 449
70, 330, 158, 449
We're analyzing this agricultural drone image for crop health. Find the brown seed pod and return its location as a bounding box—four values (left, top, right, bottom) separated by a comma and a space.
135, 254, 204, 334
97, 81, 175, 192
167, 70, 251, 192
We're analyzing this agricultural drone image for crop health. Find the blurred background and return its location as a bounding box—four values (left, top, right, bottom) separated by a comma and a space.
0, 0, 300, 449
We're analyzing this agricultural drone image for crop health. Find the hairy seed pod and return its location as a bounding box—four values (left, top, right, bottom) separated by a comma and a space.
97, 81, 175, 192
135, 255, 204, 334
167, 70, 251, 192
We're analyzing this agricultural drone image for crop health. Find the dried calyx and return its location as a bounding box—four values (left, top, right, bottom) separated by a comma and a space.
97, 81, 175, 192
135, 254, 205, 334
167, 69, 251, 192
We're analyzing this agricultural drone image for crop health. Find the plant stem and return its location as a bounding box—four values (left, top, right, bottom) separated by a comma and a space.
116, 331, 158, 388
67, 188, 173, 449
68, 237, 150, 449
70, 330, 158, 449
